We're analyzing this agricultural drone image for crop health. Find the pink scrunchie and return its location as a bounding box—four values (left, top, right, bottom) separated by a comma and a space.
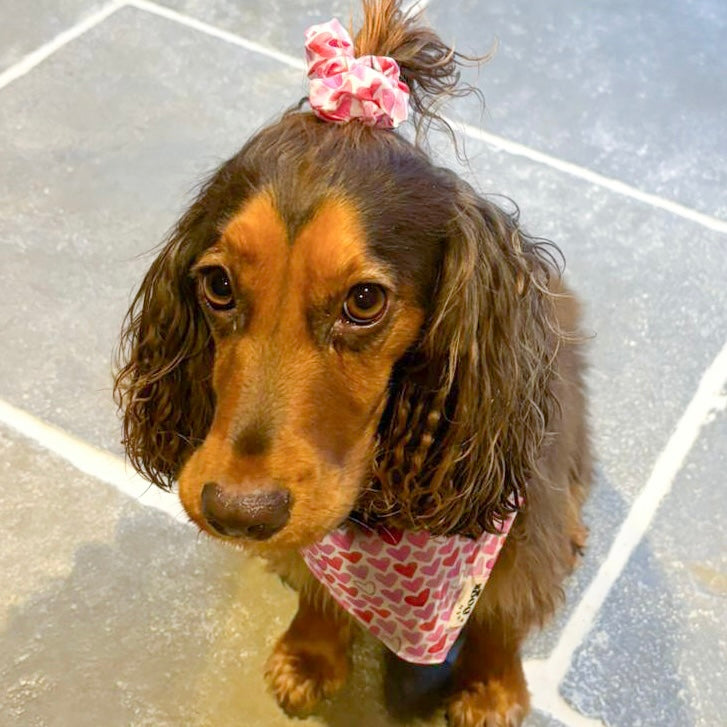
304, 18, 410, 129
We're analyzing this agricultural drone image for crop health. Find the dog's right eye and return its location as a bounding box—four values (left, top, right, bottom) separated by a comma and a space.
200, 267, 235, 311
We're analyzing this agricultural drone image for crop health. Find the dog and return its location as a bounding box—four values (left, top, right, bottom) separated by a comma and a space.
114, 1, 590, 724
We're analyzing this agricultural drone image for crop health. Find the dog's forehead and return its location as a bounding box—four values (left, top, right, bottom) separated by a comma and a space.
218, 191, 382, 286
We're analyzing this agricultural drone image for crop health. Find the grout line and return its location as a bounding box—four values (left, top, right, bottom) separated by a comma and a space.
0, 398, 189, 524
531, 337, 727, 691
0, 0, 127, 91
523, 662, 603, 727
126, 0, 306, 70
449, 120, 727, 235
0, 2, 722, 722
126, 0, 726, 236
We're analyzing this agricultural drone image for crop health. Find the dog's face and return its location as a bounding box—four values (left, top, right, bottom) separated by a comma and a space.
116, 113, 558, 545
178, 191, 425, 548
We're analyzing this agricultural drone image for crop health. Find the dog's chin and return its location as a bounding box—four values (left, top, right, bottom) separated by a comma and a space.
196, 511, 353, 554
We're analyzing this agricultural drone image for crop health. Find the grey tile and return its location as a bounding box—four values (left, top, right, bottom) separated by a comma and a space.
149, 0, 727, 220
525, 713, 568, 727
0, 0, 106, 73
426, 0, 727, 219
157, 0, 361, 59
0, 5, 303, 453
560, 408, 727, 726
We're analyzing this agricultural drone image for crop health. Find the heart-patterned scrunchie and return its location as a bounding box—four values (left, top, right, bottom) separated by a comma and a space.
304, 18, 410, 129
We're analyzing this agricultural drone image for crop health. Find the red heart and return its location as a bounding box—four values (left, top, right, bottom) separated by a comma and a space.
404, 588, 429, 608
380, 618, 397, 635
393, 562, 417, 579
379, 528, 403, 545
421, 558, 442, 576
401, 577, 424, 593
340, 583, 359, 598
359, 537, 384, 555
427, 634, 448, 654
323, 556, 344, 571
370, 556, 391, 571
464, 548, 478, 565
381, 588, 404, 603
353, 608, 373, 624
330, 529, 355, 550
341, 551, 363, 564
408, 531, 429, 548
375, 571, 397, 587
420, 616, 438, 632
442, 549, 459, 567
440, 539, 457, 555
414, 603, 435, 621
390, 545, 411, 561
389, 601, 410, 617
373, 607, 391, 618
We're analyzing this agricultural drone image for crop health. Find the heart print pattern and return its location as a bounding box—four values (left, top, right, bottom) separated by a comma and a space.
300, 514, 515, 664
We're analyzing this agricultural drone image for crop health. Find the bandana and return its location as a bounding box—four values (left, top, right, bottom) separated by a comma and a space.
300, 514, 515, 664
304, 18, 410, 128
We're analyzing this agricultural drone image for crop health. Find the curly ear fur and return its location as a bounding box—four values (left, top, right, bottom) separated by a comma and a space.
113, 162, 251, 489
113, 231, 212, 489
362, 184, 563, 537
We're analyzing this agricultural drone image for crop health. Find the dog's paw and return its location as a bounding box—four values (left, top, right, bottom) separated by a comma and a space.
447, 681, 528, 727
264, 635, 348, 717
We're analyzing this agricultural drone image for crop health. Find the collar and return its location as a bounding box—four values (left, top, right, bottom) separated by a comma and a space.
300, 513, 515, 664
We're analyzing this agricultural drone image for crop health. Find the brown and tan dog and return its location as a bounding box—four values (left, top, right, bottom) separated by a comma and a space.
115, 2, 590, 724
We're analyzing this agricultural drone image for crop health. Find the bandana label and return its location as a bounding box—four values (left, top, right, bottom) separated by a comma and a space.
449, 578, 484, 627
300, 515, 515, 664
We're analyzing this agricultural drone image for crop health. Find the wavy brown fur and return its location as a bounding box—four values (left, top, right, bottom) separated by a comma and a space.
361, 188, 562, 537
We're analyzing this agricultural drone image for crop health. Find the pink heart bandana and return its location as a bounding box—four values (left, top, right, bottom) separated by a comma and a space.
304, 18, 410, 129
300, 514, 516, 664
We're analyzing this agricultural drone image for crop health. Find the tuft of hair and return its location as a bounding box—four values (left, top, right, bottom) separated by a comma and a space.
353, 0, 489, 144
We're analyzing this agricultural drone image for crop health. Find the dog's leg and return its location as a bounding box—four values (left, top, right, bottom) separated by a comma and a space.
447, 612, 529, 727
265, 587, 351, 717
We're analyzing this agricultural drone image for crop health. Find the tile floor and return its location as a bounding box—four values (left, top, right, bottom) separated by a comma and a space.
0, 1, 725, 725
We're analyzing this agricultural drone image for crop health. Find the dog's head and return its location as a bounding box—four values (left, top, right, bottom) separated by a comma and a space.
115, 1, 561, 550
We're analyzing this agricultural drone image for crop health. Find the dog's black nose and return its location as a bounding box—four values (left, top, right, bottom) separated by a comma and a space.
200, 483, 291, 540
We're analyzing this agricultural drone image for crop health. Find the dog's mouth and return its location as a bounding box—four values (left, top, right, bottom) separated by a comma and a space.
185, 480, 362, 552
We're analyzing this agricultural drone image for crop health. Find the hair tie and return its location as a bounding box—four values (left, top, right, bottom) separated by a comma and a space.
304, 18, 410, 129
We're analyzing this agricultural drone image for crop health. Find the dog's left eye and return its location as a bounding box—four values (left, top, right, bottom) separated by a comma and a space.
200, 267, 235, 311
342, 284, 387, 325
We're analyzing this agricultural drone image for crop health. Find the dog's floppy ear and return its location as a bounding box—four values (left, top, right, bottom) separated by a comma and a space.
366, 184, 562, 536
114, 186, 223, 489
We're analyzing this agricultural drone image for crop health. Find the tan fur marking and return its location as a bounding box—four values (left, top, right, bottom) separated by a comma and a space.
177, 193, 425, 551
265, 585, 352, 717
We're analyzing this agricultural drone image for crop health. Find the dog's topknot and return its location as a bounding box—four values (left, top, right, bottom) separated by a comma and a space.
353, 0, 488, 138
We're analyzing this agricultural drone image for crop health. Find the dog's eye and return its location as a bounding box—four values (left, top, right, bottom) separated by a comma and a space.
201, 267, 234, 310
342, 284, 387, 325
